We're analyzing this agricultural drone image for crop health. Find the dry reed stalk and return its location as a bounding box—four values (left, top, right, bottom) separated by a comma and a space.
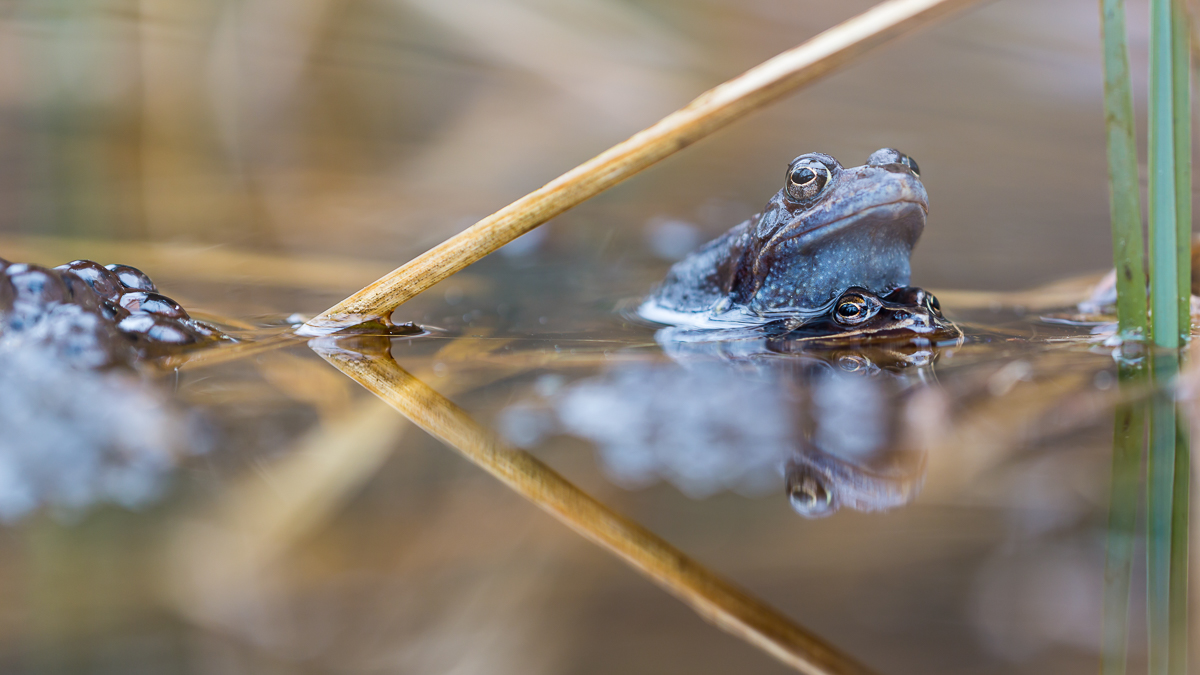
299, 0, 981, 335
313, 340, 877, 675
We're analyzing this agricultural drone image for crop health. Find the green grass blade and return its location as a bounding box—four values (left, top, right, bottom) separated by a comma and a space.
1172, 0, 1191, 342
1100, 0, 1149, 337
1150, 0, 1180, 351
1166, 5, 1190, 674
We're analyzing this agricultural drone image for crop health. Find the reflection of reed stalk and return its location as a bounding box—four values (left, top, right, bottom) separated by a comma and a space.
299, 0, 981, 335
1148, 354, 1179, 675
1168, 407, 1189, 675
1100, 365, 1144, 675
315, 340, 877, 675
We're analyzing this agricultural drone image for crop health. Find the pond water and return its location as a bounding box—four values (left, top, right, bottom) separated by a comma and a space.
0, 0, 1194, 674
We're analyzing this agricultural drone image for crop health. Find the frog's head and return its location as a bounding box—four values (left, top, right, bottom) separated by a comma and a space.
787, 463, 838, 517
786, 446, 926, 518
732, 148, 928, 314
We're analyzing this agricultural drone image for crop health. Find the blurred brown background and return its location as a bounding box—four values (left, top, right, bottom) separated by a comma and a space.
0, 0, 1165, 296
0, 2, 1191, 675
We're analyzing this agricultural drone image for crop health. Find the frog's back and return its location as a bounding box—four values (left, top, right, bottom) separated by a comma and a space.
641, 218, 753, 320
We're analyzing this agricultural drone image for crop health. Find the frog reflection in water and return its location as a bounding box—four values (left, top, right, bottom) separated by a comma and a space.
640, 148, 929, 325
498, 346, 934, 518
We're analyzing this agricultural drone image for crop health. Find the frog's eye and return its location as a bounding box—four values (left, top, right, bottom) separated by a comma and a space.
836, 301, 863, 319
785, 162, 830, 203
834, 292, 880, 325
900, 155, 920, 177
927, 293, 941, 312
837, 354, 870, 372
787, 469, 835, 517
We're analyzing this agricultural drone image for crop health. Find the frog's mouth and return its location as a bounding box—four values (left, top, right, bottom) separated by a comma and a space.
768, 199, 927, 253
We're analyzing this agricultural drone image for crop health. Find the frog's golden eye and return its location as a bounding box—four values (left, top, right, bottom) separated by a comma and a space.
834, 292, 879, 325
785, 162, 830, 203
900, 155, 920, 177
837, 301, 861, 318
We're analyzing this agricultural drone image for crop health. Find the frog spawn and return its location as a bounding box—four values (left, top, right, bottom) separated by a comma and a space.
0, 257, 225, 366
0, 257, 216, 521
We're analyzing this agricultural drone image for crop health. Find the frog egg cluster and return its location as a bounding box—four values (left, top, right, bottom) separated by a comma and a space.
0, 256, 216, 520
0, 257, 223, 365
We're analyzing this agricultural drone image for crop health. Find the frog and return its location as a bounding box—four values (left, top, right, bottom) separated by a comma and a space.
495, 330, 938, 518
651, 285, 961, 368
639, 148, 927, 326
767, 285, 959, 347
